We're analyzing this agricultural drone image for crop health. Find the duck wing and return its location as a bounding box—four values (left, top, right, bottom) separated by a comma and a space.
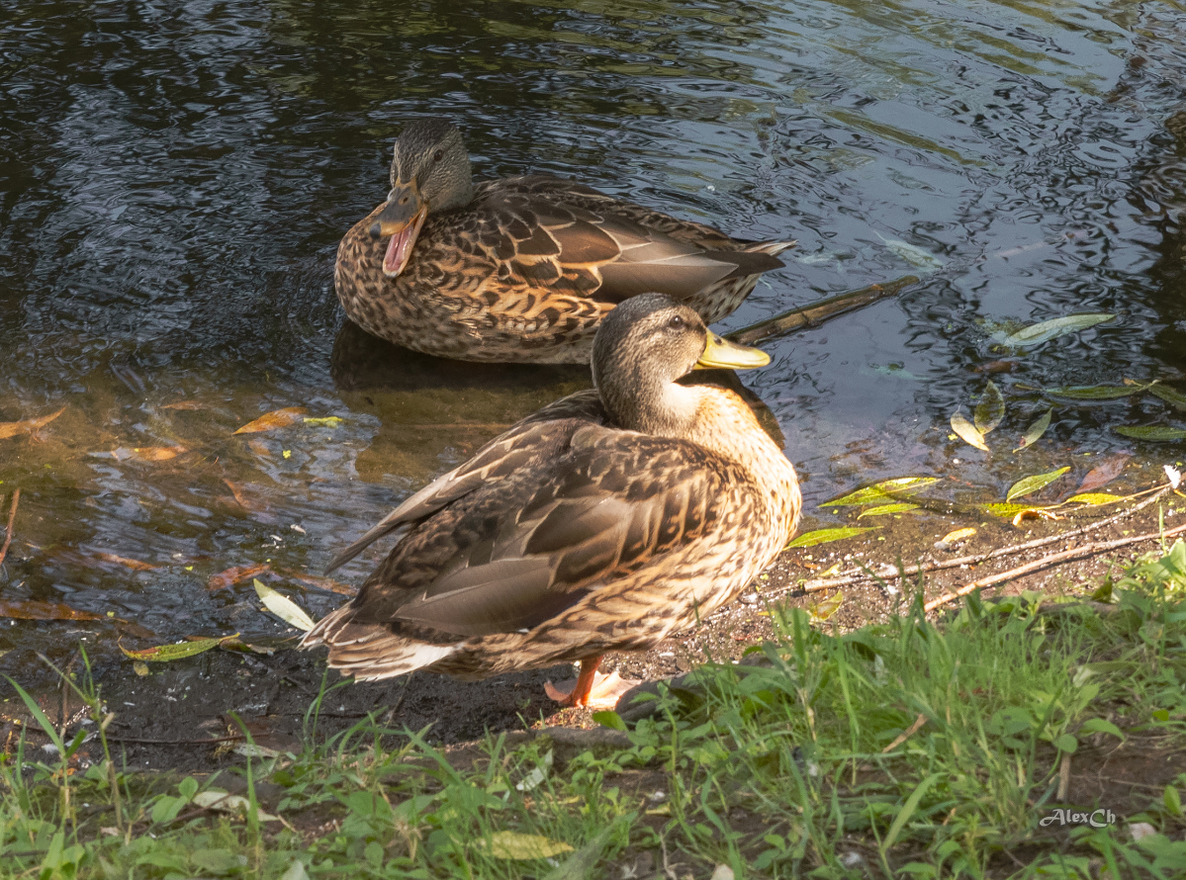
473, 177, 789, 303
324, 390, 606, 573
345, 428, 733, 638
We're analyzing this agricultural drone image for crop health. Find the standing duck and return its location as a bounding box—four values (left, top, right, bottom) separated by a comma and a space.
335, 119, 794, 364
301, 294, 801, 709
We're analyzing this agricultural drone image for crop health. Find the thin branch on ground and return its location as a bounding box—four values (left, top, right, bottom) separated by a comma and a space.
923, 519, 1186, 612
798, 486, 1173, 595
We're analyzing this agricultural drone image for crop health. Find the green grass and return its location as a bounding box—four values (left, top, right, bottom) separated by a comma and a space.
3, 541, 1186, 878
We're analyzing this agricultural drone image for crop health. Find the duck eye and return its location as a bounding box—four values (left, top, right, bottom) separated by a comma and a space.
668, 315, 684, 330
433, 149, 444, 162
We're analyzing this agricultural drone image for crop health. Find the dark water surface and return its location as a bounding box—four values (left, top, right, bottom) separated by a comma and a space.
2, 0, 1185, 668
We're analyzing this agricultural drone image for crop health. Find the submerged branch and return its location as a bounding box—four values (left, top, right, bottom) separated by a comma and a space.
0, 489, 20, 569
726, 275, 919, 346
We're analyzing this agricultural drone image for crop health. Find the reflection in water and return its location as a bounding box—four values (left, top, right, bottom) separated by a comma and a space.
2, 0, 1186, 673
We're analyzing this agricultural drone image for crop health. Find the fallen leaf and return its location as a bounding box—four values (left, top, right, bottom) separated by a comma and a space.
477, 831, 574, 860
1012, 509, 1062, 526
951, 411, 989, 452
984, 503, 1056, 518
1045, 384, 1145, 400
253, 579, 315, 632
1066, 493, 1121, 506
0, 598, 106, 621
875, 233, 944, 271
193, 790, 280, 822
974, 380, 1005, 434
247, 439, 271, 457
1075, 453, 1130, 494
1113, 425, 1186, 441
1006, 467, 1070, 502
302, 417, 344, 428
275, 567, 357, 596
160, 400, 204, 410
810, 590, 844, 622
1149, 384, 1186, 411
131, 445, 186, 461
1000, 313, 1114, 347
207, 562, 271, 591
940, 527, 977, 544
95, 552, 157, 571
1015, 408, 1053, 450
0, 406, 66, 440
786, 527, 880, 548
822, 477, 938, 507
119, 634, 237, 661
233, 407, 307, 435
856, 503, 919, 518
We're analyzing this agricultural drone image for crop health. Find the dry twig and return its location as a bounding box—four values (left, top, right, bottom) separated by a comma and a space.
799, 487, 1172, 595
923, 519, 1186, 612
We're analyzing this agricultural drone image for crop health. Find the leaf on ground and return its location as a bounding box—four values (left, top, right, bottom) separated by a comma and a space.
477, 831, 574, 860
1044, 384, 1144, 400
822, 477, 938, 507
1076, 453, 1130, 494
233, 407, 307, 435
1066, 493, 1122, 506
1015, 407, 1053, 450
302, 416, 344, 428
1001, 313, 1114, 347
0, 406, 66, 440
160, 400, 204, 410
207, 562, 271, 591
1006, 467, 1070, 502
785, 527, 880, 548
951, 411, 989, 451
540, 827, 613, 880
253, 579, 314, 632
1012, 508, 1061, 526
0, 598, 106, 621
985, 503, 1055, 518
95, 552, 157, 571
1113, 425, 1186, 441
940, 527, 977, 545
192, 790, 280, 822
810, 590, 844, 622
275, 567, 358, 596
131, 445, 186, 461
120, 634, 236, 662
974, 380, 1005, 434
856, 503, 919, 518
591, 711, 627, 732
1149, 384, 1186, 411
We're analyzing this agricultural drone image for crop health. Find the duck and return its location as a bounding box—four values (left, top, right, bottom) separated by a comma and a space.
335, 119, 795, 364
301, 294, 801, 709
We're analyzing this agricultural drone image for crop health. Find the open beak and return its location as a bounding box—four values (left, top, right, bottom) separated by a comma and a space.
694, 332, 770, 370
369, 181, 428, 278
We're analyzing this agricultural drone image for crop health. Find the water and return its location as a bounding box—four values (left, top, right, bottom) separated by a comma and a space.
2, 0, 1185, 669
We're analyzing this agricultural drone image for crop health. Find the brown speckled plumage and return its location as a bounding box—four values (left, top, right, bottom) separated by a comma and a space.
335, 120, 794, 363
301, 295, 801, 692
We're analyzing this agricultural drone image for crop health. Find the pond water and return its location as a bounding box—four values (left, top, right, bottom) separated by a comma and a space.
2, 0, 1185, 671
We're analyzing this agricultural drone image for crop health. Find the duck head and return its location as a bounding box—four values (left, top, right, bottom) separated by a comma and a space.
369, 119, 475, 278
592, 294, 770, 435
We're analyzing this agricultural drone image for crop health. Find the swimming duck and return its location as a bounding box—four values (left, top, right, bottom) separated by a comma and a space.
301, 294, 801, 709
335, 119, 794, 364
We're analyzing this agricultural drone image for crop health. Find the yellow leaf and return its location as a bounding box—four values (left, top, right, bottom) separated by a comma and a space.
233, 407, 307, 435
253, 579, 315, 632
940, 528, 976, 544
810, 590, 844, 622
950, 411, 989, 452
476, 831, 574, 860
0, 406, 66, 440
1066, 493, 1121, 506
119, 634, 238, 662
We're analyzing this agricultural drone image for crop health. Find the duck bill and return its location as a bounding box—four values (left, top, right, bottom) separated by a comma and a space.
694, 333, 770, 370
371, 183, 428, 278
